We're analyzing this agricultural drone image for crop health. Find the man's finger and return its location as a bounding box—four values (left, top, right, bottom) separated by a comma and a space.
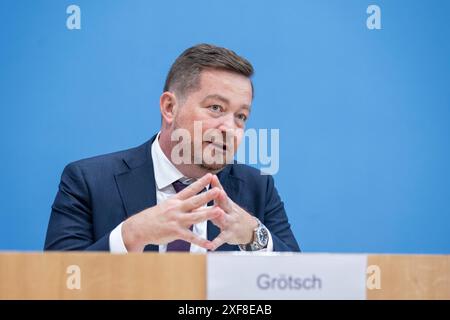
211, 175, 224, 190
210, 232, 227, 251
211, 175, 232, 210
210, 212, 228, 229
178, 229, 214, 250
214, 189, 232, 211
176, 173, 212, 200
181, 187, 220, 212
179, 207, 224, 225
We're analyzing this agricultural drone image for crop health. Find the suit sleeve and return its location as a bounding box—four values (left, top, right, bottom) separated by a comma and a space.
44, 163, 110, 251
263, 175, 301, 252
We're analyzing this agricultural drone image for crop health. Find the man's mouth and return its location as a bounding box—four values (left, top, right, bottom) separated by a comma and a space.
208, 141, 227, 151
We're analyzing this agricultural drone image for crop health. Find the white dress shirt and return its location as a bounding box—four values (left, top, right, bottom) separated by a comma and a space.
109, 133, 273, 253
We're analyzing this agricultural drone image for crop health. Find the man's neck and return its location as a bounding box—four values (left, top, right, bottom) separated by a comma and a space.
158, 129, 211, 179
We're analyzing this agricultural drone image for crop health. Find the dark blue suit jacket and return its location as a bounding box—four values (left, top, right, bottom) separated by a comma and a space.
44, 136, 300, 252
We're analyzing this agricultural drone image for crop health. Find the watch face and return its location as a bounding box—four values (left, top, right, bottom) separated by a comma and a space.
257, 227, 269, 247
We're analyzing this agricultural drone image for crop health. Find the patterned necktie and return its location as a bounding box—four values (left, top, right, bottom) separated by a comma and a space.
166, 180, 200, 252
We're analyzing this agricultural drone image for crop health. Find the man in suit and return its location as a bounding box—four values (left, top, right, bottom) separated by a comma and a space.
45, 44, 300, 253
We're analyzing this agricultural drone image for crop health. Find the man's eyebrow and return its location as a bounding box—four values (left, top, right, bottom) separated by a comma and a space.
201, 94, 252, 111
241, 104, 252, 112
201, 94, 230, 105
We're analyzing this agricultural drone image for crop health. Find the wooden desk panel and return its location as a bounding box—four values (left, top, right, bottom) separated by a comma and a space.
1, 253, 448, 299
0, 252, 206, 299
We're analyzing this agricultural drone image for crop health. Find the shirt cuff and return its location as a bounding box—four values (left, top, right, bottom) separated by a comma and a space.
109, 222, 128, 254
266, 231, 274, 252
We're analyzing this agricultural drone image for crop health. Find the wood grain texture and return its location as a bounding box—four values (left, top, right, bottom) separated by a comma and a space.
0, 252, 206, 299
367, 255, 450, 300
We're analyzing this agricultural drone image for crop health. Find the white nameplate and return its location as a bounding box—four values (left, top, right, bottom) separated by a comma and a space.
207, 253, 367, 300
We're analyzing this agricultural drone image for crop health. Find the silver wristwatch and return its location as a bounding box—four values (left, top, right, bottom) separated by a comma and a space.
239, 218, 269, 251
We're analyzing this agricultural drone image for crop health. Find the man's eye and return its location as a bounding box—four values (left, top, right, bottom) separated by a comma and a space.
209, 105, 223, 112
237, 114, 247, 122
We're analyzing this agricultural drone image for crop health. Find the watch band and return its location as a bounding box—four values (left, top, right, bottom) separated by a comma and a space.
239, 218, 269, 251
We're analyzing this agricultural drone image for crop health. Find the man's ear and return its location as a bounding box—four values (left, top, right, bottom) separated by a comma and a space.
160, 91, 178, 125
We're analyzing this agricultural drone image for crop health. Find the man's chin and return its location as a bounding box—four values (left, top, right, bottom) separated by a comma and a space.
198, 162, 228, 173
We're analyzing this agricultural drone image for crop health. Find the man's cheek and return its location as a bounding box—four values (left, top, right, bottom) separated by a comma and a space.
226, 133, 242, 163
234, 128, 244, 148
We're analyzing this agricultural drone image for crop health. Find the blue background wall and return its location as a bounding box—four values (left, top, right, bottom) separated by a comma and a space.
1, 0, 449, 253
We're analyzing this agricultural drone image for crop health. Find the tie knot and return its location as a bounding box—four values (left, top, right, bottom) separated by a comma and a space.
172, 179, 208, 194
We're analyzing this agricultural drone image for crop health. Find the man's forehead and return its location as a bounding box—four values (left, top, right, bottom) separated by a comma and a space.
197, 70, 253, 104
200, 69, 251, 86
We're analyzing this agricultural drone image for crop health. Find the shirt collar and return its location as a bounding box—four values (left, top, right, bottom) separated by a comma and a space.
151, 132, 187, 190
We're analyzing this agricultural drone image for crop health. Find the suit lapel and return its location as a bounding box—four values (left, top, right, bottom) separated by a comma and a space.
115, 163, 156, 218
115, 136, 159, 252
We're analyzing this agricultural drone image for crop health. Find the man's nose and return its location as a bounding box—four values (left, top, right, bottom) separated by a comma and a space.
218, 113, 236, 132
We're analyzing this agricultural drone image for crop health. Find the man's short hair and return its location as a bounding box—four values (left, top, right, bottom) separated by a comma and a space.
163, 43, 254, 99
